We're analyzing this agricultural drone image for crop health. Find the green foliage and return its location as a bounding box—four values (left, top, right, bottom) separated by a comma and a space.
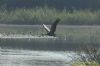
72, 61, 100, 66
72, 46, 100, 66
0, 7, 100, 25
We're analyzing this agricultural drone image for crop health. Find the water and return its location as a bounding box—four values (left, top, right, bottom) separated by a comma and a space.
0, 48, 78, 66
0, 25, 100, 35
0, 25, 100, 66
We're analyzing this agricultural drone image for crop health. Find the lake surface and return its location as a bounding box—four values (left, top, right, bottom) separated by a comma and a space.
0, 25, 100, 66
0, 48, 78, 66
0, 24, 100, 34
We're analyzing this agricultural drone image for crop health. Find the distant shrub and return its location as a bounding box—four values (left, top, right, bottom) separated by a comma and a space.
0, 7, 100, 25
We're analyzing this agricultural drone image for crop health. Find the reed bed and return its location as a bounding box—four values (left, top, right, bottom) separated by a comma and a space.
0, 7, 100, 25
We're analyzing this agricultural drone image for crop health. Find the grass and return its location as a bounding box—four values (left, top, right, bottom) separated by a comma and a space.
0, 7, 100, 25
72, 61, 100, 66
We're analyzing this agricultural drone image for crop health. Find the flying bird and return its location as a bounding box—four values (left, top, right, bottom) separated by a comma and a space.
43, 18, 60, 36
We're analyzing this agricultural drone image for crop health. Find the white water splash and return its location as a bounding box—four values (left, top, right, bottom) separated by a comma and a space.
0, 48, 78, 66
0, 34, 57, 39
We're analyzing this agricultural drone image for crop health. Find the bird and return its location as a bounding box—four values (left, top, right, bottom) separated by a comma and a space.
42, 18, 60, 36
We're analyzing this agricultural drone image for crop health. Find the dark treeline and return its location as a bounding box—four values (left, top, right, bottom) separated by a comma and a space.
0, 0, 100, 10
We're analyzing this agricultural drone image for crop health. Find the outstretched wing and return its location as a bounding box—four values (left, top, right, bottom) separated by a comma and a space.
43, 24, 50, 33
49, 18, 60, 34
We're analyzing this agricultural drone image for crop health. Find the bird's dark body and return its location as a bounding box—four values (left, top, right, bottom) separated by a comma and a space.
47, 18, 60, 36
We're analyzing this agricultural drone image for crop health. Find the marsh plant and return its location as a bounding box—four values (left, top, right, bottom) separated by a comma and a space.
73, 45, 100, 66
0, 7, 100, 25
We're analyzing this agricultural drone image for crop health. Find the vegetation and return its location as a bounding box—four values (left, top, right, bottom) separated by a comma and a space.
72, 61, 100, 66
72, 46, 100, 66
0, 0, 100, 25
0, 0, 100, 10
0, 7, 100, 25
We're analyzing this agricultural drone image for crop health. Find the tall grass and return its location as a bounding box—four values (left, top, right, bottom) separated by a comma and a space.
0, 7, 100, 25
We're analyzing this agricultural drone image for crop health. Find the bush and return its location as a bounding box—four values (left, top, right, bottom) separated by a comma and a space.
73, 45, 100, 66
0, 7, 100, 25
